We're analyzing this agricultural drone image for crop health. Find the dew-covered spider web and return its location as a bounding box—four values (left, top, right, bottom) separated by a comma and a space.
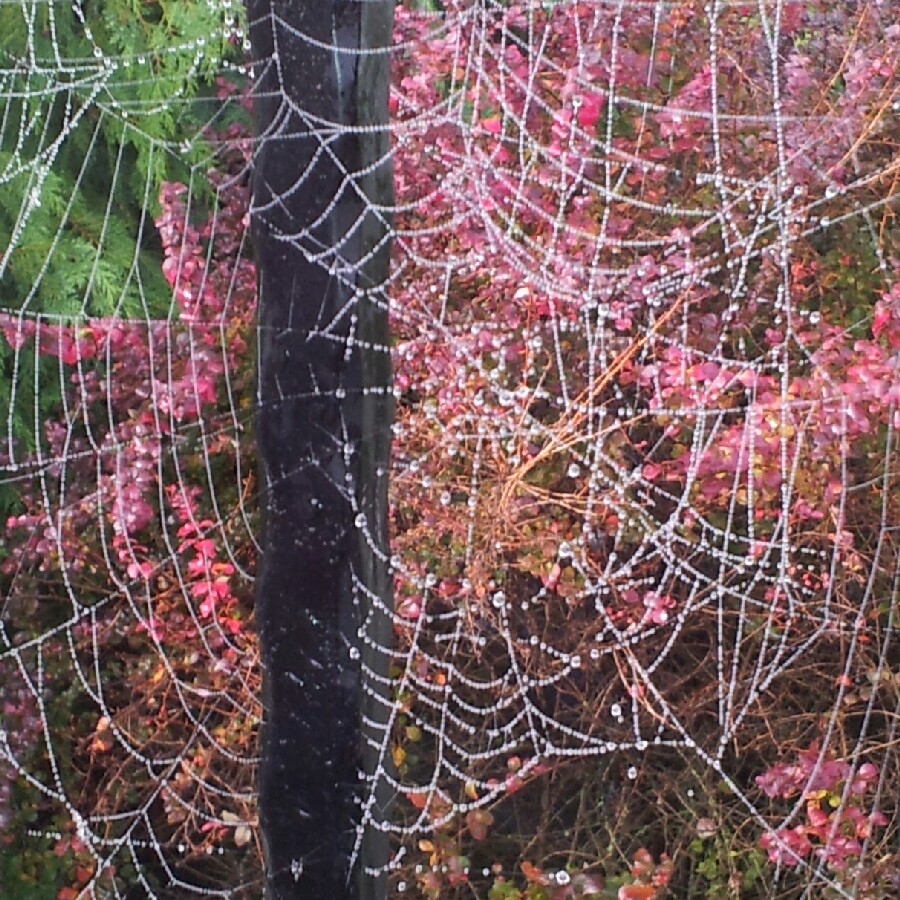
2, 1, 899, 898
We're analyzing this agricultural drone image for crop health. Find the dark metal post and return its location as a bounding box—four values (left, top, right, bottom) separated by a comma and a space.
247, 2, 395, 897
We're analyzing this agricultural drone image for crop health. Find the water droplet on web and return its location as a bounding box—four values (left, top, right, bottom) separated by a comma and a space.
348, 647, 360, 661
627, 766, 638, 780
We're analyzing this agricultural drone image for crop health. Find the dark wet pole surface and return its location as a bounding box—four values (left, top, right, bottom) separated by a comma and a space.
248, 2, 395, 897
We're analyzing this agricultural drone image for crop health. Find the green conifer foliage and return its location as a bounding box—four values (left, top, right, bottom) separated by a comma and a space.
0, 0, 242, 462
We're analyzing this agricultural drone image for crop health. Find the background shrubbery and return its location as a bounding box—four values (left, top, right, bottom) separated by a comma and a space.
387, 2, 898, 897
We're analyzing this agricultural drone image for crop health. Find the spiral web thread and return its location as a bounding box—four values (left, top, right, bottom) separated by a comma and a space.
2, 1, 899, 897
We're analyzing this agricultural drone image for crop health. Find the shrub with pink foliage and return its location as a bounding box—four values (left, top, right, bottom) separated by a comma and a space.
757, 744, 888, 890
0, 97, 260, 893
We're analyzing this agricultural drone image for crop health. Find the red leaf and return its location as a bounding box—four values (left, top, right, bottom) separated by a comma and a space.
576, 92, 605, 129
521, 861, 548, 885
406, 791, 428, 810
618, 885, 656, 900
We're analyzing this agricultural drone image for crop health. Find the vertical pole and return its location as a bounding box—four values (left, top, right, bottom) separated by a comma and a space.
247, 2, 395, 897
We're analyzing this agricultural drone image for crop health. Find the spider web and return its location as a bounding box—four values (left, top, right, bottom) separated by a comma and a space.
2, 1, 899, 898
